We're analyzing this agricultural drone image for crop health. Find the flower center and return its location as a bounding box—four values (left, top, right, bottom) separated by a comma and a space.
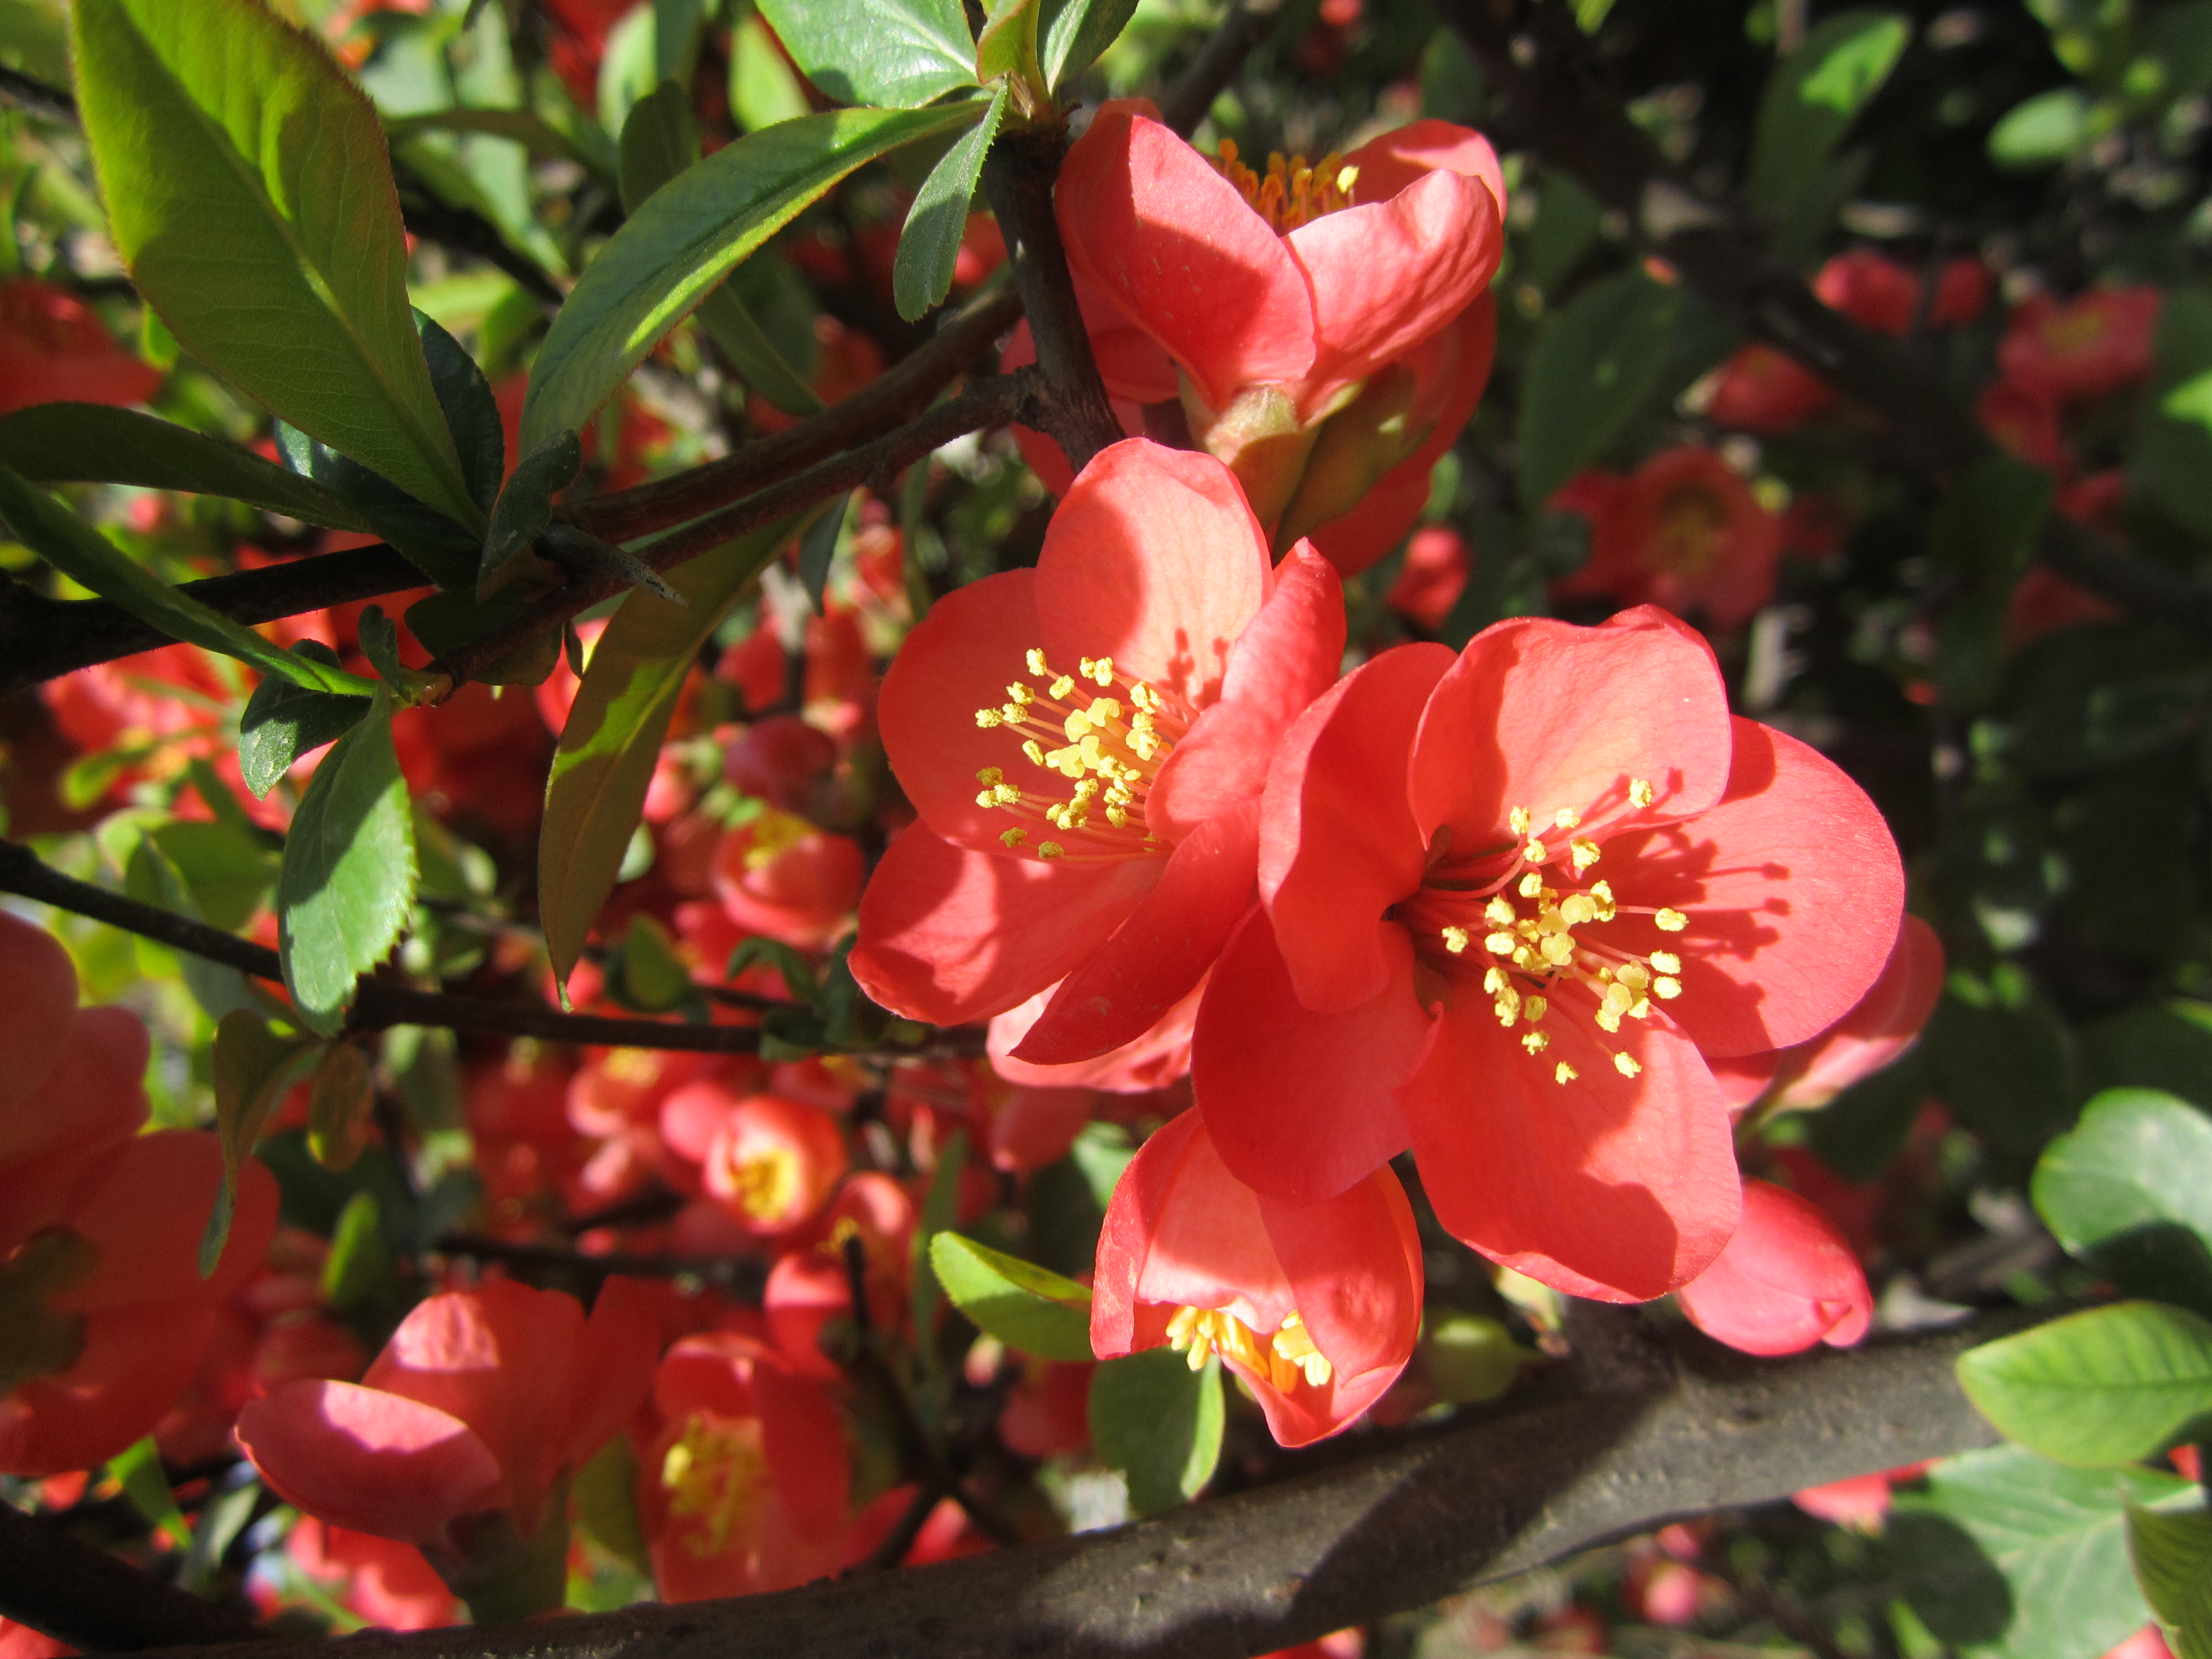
971, 648, 1191, 863
740, 806, 815, 870
723, 1143, 801, 1223
661, 1411, 766, 1557
1211, 139, 1360, 233
1165, 1305, 1334, 1393
1398, 777, 1694, 1084
1652, 488, 1728, 577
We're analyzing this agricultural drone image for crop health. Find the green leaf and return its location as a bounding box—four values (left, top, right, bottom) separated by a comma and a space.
107, 1436, 188, 1545
1423, 1312, 1532, 1405
2005, 625, 2212, 778
755, 0, 978, 108
1516, 269, 1681, 506
0, 405, 378, 530
617, 79, 702, 216
894, 81, 1007, 322
416, 311, 506, 518
615, 911, 694, 1012
72, 0, 482, 529
405, 588, 564, 687
1088, 1347, 1225, 1515
976, 0, 1043, 89
1926, 965, 2078, 1151
277, 691, 419, 1035
1037, 0, 1139, 95
320, 1189, 396, 1310
1930, 456, 2053, 584
2082, 1002, 2212, 1108
797, 489, 855, 610
1989, 88, 2105, 170
730, 11, 812, 131
1889, 1444, 2185, 1659
524, 103, 975, 455
0, 467, 377, 697
147, 819, 276, 933
2130, 1503, 2212, 1659
479, 431, 585, 601
928, 1232, 1094, 1361
1808, 1044, 1934, 1181
383, 106, 613, 180
1958, 1303, 2212, 1467
307, 1041, 375, 1172
574, 1436, 653, 1578
911, 1126, 969, 1354
540, 517, 797, 987
1747, 10, 1911, 211
2035, 1090, 2212, 1317
2138, 289, 2212, 540
239, 644, 374, 800
204, 1009, 316, 1275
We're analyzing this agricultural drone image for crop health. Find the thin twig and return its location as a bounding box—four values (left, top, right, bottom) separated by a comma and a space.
1159, 0, 1284, 138
431, 1233, 769, 1297
0, 1501, 268, 1652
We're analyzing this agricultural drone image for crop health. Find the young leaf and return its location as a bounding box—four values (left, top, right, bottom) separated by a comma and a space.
106, 1436, 189, 1546
1088, 1347, 1225, 1515
479, 431, 585, 601
1957, 1302, 2212, 1467
2128, 1503, 2212, 1659
798, 489, 855, 610
730, 11, 812, 131
976, 0, 1043, 90
1747, 10, 1912, 211
521, 103, 984, 456
72, 0, 483, 529
894, 80, 1008, 322
2034, 1090, 2212, 1316
1038, 0, 1139, 95
755, 0, 979, 109
0, 467, 376, 697
0, 405, 378, 530
929, 1232, 1095, 1361
1516, 269, 1681, 506
306, 1041, 376, 1172
911, 1128, 970, 1358
203, 1009, 316, 1275
239, 645, 374, 799
277, 691, 419, 1035
539, 517, 799, 988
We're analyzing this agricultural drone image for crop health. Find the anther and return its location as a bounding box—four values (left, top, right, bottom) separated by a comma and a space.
1443, 926, 1472, 955
1000, 828, 1026, 848
1555, 1062, 1579, 1084
1655, 908, 1689, 932
1614, 1053, 1642, 1078
1485, 896, 1516, 926
1648, 951, 1681, 973
1519, 873, 1545, 899
1523, 1031, 1550, 1054
975, 709, 1003, 728
1038, 841, 1065, 860
1653, 977, 1682, 999
1571, 838, 1602, 872
1509, 806, 1531, 836
1629, 779, 1656, 807
1026, 648, 1050, 675
1553, 808, 1580, 830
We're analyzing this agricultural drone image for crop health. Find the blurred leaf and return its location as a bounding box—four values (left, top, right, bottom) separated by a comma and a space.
204, 1010, 316, 1275
1521, 172, 1603, 295
1424, 1312, 1531, 1404
278, 691, 419, 1035
755, 0, 978, 108
307, 1041, 377, 1172
383, 106, 612, 179
2129, 1503, 2212, 1659
1809, 1044, 1934, 1181
1926, 966, 2079, 1151
1989, 88, 2105, 169
1516, 269, 1680, 506
239, 644, 374, 799
72, 0, 482, 528
1890, 1445, 2184, 1659
798, 489, 855, 609
1037, 0, 1138, 95
616, 911, 693, 1011
523, 105, 977, 456
929, 1232, 1094, 1361
540, 516, 799, 989
654, 0, 709, 85
479, 431, 584, 601
1088, 1347, 1223, 1515
2006, 625, 2211, 778
320, 1189, 395, 1310
1747, 10, 1910, 211
0, 406, 378, 530
1930, 457, 2052, 583
894, 81, 1006, 321
2133, 1, 2212, 105
2034, 1089, 2212, 1317
106, 1436, 187, 1546
2082, 1002, 2212, 1107
574, 1437, 653, 1578
1958, 1302, 2212, 1465
0, 468, 378, 697
147, 820, 276, 933
730, 11, 811, 131
2138, 289, 2212, 541
912, 1127, 970, 1345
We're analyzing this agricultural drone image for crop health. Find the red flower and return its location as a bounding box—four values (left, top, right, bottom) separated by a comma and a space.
1093, 1111, 1422, 1447
1039, 107, 1504, 575
985, 973, 1205, 1093
1707, 343, 1834, 434
286, 1519, 460, 1630
1194, 608, 1904, 1300
0, 279, 163, 416
1976, 378, 2068, 472
1551, 447, 1783, 630
1998, 286, 2163, 401
236, 1277, 659, 1558
710, 812, 864, 950
1675, 1178, 1872, 1356
852, 438, 1346, 1065
683, 1088, 848, 1237
1385, 525, 1470, 633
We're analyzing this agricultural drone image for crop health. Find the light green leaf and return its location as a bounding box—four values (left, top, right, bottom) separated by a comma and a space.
0, 405, 378, 530
1889, 1444, 2186, 1659
539, 517, 798, 987
278, 691, 419, 1034
1089, 1347, 1224, 1515
755, 0, 978, 108
1748, 10, 1910, 210
523, 102, 980, 456
146, 820, 276, 933
239, 643, 374, 800
929, 1231, 1094, 1361
321, 1190, 395, 1310
383, 106, 612, 180
0, 467, 376, 697
2130, 1503, 2212, 1659
731, 10, 812, 131
2138, 289, 2212, 540
1516, 269, 1681, 505
1038, 0, 1139, 95
894, 80, 1007, 321
2034, 1090, 2212, 1317
1990, 88, 2106, 170
976, 0, 1043, 89
107, 1436, 188, 1545
1958, 1302, 2212, 1466
204, 1009, 317, 1275
72, 0, 482, 528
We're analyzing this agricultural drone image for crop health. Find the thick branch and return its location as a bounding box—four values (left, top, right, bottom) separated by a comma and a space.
980, 129, 1124, 472
1437, 0, 2212, 628
0, 545, 424, 699
0, 1502, 267, 1652
109, 1321, 1997, 1659
1159, 0, 1284, 138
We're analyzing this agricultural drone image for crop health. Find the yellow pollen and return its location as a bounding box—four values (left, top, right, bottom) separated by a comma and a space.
1553, 808, 1581, 830
1038, 841, 1065, 860
1484, 930, 1517, 956
1555, 1062, 1579, 1085
1571, 838, 1602, 872
1655, 908, 1689, 932
1654, 976, 1682, 999
1629, 779, 1656, 808
1088, 696, 1122, 723
1595, 1005, 1623, 1034
1021, 739, 1045, 766
1131, 682, 1162, 713
1523, 1030, 1550, 1053
1211, 139, 1359, 231
1442, 925, 1472, 955
1590, 881, 1617, 920
1525, 838, 1547, 863
1539, 934, 1577, 967
1484, 895, 1516, 926
1001, 828, 1027, 848
661, 1413, 766, 1557
1525, 995, 1548, 1022
1615, 1052, 1642, 1078
1559, 893, 1598, 926
1648, 951, 1681, 973
1005, 684, 1033, 706
1509, 806, 1532, 836
728, 1147, 800, 1222
975, 709, 1003, 728
1494, 985, 1522, 1026
1000, 702, 1025, 722
1026, 648, 1050, 675
1166, 1303, 1332, 1392
1050, 674, 1076, 698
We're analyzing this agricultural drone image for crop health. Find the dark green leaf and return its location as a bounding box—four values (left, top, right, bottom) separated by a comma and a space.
417, 311, 505, 517
2005, 625, 2211, 778
277, 691, 419, 1035
2129, 1503, 2212, 1659
798, 489, 855, 611
240, 644, 373, 800
274, 421, 482, 589
929, 1232, 1094, 1361
479, 431, 584, 601
307, 1041, 375, 1172
617, 80, 702, 216
1088, 1347, 1224, 1515
1038, 0, 1139, 95
1958, 1302, 2212, 1466
2138, 289, 2212, 541
405, 588, 564, 687
1930, 456, 2053, 584
894, 81, 1007, 322
0, 468, 377, 696
73, 0, 482, 528
1808, 1044, 1933, 1181
1516, 269, 1681, 506
2083, 1002, 2212, 1108
616, 912, 694, 1012
754, 0, 978, 108
204, 1009, 316, 1275
1926, 966, 2078, 1151
1747, 11, 1911, 211
1522, 171, 1603, 295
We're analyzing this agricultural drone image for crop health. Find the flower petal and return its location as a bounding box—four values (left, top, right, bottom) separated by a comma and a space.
1770, 913, 1944, 1108
1398, 1000, 1740, 1301
1034, 439, 1274, 707
1261, 642, 1453, 1011
1343, 121, 1507, 213
1194, 906, 1430, 1204
988, 973, 1203, 1093
1057, 109, 1316, 411
851, 822, 1160, 1026
1676, 1179, 1872, 1356
562, 1275, 662, 1473
237, 1381, 505, 1548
